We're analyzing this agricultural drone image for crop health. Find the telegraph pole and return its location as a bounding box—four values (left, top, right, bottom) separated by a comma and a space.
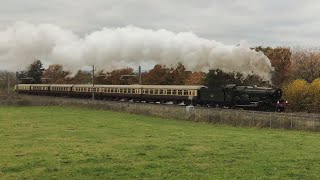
120, 66, 142, 85
7, 72, 10, 94
92, 65, 95, 100
138, 66, 141, 85
51, 71, 54, 84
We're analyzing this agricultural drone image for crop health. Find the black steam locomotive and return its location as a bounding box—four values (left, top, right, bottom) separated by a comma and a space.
15, 84, 286, 112
199, 84, 285, 111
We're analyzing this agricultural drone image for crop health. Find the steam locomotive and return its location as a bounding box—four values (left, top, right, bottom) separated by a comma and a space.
15, 84, 286, 112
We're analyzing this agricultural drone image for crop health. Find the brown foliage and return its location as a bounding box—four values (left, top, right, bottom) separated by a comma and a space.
255, 46, 292, 86
185, 71, 205, 85
95, 68, 136, 85
142, 64, 173, 85
42, 64, 70, 84
142, 63, 191, 85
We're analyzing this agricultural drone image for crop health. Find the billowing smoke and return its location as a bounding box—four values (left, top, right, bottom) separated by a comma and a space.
0, 22, 274, 80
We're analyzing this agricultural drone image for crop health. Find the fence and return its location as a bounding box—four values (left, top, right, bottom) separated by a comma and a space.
1, 94, 320, 132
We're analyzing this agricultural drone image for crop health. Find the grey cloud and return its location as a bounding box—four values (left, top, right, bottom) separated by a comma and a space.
1, 0, 320, 46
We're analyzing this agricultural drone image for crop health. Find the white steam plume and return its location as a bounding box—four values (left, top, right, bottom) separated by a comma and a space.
0, 22, 274, 80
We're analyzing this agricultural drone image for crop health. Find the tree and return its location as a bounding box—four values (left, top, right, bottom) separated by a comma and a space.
306, 78, 320, 111
204, 69, 269, 88
42, 64, 70, 84
142, 64, 174, 85
68, 70, 92, 84
171, 63, 191, 85
95, 68, 135, 85
17, 70, 31, 84
283, 79, 309, 111
204, 69, 238, 87
291, 49, 320, 83
26, 60, 45, 84
185, 71, 205, 85
268, 47, 292, 85
255, 46, 292, 86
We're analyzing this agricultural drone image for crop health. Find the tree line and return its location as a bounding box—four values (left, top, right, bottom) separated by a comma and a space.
17, 61, 274, 87
13, 46, 320, 112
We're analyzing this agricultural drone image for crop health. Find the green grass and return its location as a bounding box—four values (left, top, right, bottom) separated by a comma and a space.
0, 106, 320, 179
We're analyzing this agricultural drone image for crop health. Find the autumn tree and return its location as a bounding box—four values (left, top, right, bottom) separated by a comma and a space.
306, 78, 320, 110
283, 79, 309, 111
42, 64, 70, 84
255, 46, 292, 86
95, 68, 135, 85
185, 71, 205, 85
142, 64, 174, 85
171, 63, 191, 85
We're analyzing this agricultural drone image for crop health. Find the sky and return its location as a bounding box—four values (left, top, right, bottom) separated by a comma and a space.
1, 0, 320, 47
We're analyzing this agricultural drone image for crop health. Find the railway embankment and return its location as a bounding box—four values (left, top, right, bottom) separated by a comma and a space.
1, 93, 320, 132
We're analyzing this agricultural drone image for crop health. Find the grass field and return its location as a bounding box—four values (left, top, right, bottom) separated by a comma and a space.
0, 106, 320, 179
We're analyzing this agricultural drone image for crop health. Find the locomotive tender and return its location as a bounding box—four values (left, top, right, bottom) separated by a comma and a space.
15, 84, 285, 111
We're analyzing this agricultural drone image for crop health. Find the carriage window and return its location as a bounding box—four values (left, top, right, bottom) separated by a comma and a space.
183, 90, 188, 96
190, 91, 194, 96
178, 90, 182, 95
133, 89, 136, 94
149, 89, 153, 94
154, 89, 159, 94
159, 90, 164, 95
167, 90, 171, 95
172, 90, 177, 95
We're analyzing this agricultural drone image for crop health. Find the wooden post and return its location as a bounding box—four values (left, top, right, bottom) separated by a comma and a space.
7, 72, 10, 94
92, 65, 95, 101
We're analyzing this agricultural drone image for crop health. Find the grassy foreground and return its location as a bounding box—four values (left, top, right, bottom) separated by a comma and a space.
0, 106, 320, 179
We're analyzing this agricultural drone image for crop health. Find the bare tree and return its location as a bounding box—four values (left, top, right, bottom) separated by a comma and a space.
291, 49, 320, 82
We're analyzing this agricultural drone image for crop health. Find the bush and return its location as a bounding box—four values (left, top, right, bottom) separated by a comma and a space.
284, 78, 320, 112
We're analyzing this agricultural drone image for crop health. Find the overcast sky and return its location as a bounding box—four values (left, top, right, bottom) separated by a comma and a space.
1, 0, 320, 47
